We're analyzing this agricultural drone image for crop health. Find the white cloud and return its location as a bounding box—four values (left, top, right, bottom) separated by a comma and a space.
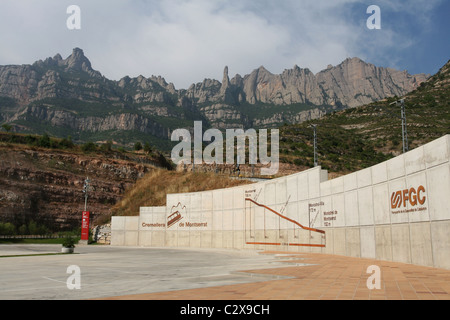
0, 0, 444, 88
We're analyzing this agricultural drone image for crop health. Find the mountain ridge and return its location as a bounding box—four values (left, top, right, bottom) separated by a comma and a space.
0, 48, 429, 148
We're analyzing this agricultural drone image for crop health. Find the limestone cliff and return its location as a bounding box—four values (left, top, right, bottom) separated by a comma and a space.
0, 48, 429, 147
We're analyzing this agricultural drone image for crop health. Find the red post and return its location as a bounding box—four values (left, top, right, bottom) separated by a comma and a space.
81, 211, 90, 242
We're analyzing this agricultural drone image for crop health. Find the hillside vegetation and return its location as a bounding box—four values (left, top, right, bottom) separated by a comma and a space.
278, 60, 450, 174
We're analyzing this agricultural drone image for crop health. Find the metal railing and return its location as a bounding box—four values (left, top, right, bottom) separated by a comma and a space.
0, 235, 61, 239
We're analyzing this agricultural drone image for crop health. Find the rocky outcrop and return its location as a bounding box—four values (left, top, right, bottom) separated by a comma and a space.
216, 59, 428, 108
93, 223, 111, 244
0, 144, 163, 230
15, 105, 170, 139
0, 48, 429, 144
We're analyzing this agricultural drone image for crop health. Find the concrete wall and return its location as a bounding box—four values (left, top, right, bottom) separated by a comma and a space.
111, 135, 450, 269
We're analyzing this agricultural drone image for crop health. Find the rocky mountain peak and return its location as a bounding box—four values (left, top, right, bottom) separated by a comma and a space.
0, 48, 433, 140
63, 48, 93, 72
53, 53, 63, 61
220, 66, 231, 94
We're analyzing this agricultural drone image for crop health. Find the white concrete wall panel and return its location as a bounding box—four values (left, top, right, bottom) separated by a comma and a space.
332, 228, 346, 256
405, 145, 425, 175
375, 225, 393, 262
264, 182, 276, 206
360, 226, 376, 259
286, 175, 298, 202
276, 178, 287, 205
331, 176, 344, 194
297, 171, 309, 201
357, 187, 374, 226
410, 222, 433, 267
233, 187, 245, 210
124, 216, 139, 246
391, 224, 411, 264
345, 228, 361, 258
343, 172, 358, 192
424, 135, 449, 168
125, 217, 139, 231
431, 220, 450, 269
308, 168, 321, 198
387, 154, 405, 180
139, 231, 152, 247
357, 168, 372, 188
222, 209, 233, 231
372, 162, 388, 185
165, 230, 177, 247
373, 183, 390, 225
426, 164, 450, 221
344, 191, 359, 227
212, 210, 223, 231
320, 180, 332, 197
110, 135, 450, 269
152, 231, 165, 247
331, 193, 346, 227
111, 216, 125, 231
213, 190, 223, 211
222, 189, 234, 210
110, 230, 125, 246
202, 191, 213, 211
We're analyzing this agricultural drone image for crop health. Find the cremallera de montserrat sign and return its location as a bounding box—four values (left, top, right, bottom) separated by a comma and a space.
171, 121, 279, 175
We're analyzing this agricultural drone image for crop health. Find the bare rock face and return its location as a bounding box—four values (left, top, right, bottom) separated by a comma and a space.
314, 58, 429, 108
0, 144, 162, 230
0, 48, 429, 142
226, 58, 428, 108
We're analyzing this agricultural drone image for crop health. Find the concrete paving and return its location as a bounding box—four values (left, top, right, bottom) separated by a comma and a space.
1, 245, 449, 300
0, 245, 300, 300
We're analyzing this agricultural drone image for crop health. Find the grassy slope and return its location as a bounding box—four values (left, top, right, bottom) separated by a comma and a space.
112, 169, 253, 217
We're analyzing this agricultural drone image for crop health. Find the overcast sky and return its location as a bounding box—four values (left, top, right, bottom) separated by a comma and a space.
0, 0, 448, 89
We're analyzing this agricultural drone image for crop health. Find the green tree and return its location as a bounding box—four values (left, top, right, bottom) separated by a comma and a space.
38, 133, 51, 148
101, 140, 113, 152
0, 222, 16, 236
1, 124, 12, 132
28, 220, 38, 235
60, 136, 74, 149
144, 142, 152, 154
81, 142, 97, 153
18, 224, 28, 235
134, 141, 143, 151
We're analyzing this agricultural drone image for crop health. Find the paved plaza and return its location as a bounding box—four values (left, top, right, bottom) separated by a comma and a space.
0, 244, 449, 300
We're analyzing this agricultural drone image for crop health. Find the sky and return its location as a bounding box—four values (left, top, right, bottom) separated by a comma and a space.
0, 0, 448, 89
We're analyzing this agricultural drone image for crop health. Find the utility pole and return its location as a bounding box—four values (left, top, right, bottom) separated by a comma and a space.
390, 99, 409, 153
83, 177, 90, 212
310, 124, 318, 167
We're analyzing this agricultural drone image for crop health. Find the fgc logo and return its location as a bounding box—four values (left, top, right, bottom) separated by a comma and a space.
391, 186, 426, 209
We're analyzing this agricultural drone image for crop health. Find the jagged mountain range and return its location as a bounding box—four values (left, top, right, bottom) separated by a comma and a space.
0, 48, 428, 148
